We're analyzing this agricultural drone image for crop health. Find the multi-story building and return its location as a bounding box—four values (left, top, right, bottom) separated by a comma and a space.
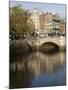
45, 12, 53, 34
52, 14, 60, 34
39, 12, 46, 32
30, 9, 40, 34
28, 9, 65, 36
39, 12, 60, 33
44, 12, 60, 35
60, 20, 66, 35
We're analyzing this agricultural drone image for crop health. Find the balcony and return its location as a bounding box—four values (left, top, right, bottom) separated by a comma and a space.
53, 19, 60, 22
53, 28, 59, 30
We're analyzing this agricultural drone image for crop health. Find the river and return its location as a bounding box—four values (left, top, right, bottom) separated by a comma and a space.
10, 51, 66, 89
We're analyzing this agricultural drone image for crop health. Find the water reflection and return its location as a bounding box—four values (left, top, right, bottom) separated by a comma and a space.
10, 51, 66, 88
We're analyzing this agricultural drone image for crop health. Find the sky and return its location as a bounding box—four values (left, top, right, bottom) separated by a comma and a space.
9, 1, 66, 18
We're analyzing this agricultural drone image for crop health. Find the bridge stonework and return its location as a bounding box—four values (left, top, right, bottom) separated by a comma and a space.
27, 36, 66, 49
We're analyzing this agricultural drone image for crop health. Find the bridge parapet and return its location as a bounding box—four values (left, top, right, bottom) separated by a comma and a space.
27, 36, 66, 49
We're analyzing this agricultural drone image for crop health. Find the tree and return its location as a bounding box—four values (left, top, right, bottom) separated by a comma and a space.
9, 4, 35, 38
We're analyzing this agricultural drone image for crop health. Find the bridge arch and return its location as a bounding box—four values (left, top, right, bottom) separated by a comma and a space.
39, 42, 59, 53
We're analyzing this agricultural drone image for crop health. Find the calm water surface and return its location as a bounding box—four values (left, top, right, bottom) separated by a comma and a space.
10, 51, 66, 88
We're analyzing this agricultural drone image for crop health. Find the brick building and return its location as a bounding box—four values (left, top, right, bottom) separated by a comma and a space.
39, 12, 46, 31
28, 10, 65, 35
45, 12, 53, 33
60, 20, 66, 35
52, 14, 60, 34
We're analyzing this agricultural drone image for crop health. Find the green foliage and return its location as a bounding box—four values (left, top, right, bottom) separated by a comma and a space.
9, 4, 35, 38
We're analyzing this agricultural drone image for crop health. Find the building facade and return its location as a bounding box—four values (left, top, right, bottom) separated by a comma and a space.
30, 9, 40, 34
59, 20, 66, 35
45, 12, 53, 34
52, 14, 60, 34
28, 9, 65, 36
39, 12, 46, 31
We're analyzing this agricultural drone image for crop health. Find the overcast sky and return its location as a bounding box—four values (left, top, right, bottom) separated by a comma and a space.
9, 1, 66, 18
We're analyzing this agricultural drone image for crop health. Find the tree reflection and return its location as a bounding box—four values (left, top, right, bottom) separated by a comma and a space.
10, 51, 65, 88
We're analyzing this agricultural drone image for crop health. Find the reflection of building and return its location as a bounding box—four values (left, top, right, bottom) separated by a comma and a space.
11, 52, 65, 76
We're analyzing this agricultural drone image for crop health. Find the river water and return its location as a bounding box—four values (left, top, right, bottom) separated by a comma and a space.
10, 51, 66, 88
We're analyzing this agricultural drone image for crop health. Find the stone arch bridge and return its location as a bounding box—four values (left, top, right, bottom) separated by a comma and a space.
10, 36, 66, 50
27, 36, 66, 49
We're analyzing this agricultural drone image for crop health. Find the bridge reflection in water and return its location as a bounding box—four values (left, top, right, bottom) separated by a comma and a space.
10, 51, 66, 89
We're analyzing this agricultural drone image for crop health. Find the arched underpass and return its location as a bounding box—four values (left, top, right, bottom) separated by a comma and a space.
39, 42, 59, 54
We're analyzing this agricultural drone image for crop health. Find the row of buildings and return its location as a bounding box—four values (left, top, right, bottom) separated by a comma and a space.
28, 9, 66, 36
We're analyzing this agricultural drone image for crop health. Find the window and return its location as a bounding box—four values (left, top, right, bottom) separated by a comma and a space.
50, 24, 52, 27
47, 25, 49, 27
